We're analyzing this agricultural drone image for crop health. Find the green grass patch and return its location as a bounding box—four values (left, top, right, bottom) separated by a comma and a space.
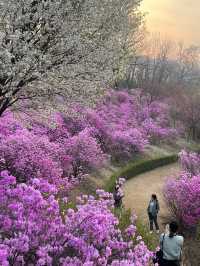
114, 207, 132, 231
59, 199, 77, 220
105, 154, 178, 192
114, 207, 158, 250
136, 219, 158, 250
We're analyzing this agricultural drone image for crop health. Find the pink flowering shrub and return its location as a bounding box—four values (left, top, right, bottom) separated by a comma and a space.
0, 172, 152, 265
84, 109, 109, 153
138, 99, 177, 143
0, 114, 106, 190
83, 90, 177, 160
0, 112, 22, 138
179, 150, 200, 176
164, 173, 200, 227
0, 129, 67, 185
108, 129, 148, 160
142, 118, 177, 142
164, 151, 200, 227
65, 128, 107, 177
0, 90, 177, 191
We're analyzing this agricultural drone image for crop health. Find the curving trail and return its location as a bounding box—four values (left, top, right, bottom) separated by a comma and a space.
123, 163, 180, 228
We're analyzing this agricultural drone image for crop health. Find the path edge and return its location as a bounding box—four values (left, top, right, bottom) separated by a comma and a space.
105, 154, 178, 192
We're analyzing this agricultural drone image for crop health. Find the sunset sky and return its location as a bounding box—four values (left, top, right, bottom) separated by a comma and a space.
141, 0, 200, 45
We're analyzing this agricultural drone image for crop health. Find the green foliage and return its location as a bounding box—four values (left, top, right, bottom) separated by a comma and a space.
114, 207, 132, 231
114, 207, 157, 250
136, 219, 158, 251
59, 199, 77, 219
105, 154, 178, 192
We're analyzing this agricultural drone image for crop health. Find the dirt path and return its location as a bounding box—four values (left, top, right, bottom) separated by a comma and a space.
123, 163, 180, 228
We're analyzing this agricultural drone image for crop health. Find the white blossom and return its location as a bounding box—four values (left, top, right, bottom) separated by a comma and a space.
0, 0, 142, 114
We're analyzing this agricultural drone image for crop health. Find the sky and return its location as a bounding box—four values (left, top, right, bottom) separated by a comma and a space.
141, 0, 200, 45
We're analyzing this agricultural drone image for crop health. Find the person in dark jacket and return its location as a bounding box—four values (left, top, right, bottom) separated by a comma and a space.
113, 184, 124, 208
147, 194, 160, 233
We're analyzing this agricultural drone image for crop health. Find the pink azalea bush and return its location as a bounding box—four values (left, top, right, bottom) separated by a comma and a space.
138, 98, 177, 143
0, 171, 153, 265
179, 149, 200, 176
0, 115, 106, 191
65, 128, 107, 177
83, 90, 176, 160
0, 89, 178, 194
107, 128, 148, 160
164, 151, 200, 227
0, 112, 22, 138
0, 129, 65, 183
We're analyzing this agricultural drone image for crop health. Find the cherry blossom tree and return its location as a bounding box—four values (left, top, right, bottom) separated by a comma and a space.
0, 0, 143, 115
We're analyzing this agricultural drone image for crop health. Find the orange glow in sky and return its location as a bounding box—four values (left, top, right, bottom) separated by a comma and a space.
141, 0, 200, 45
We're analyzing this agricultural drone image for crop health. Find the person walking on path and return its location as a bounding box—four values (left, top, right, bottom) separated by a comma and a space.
147, 194, 160, 233
159, 221, 184, 266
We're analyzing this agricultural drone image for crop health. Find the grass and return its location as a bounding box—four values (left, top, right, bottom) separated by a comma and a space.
136, 219, 158, 250
114, 207, 132, 231
114, 207, 158, 250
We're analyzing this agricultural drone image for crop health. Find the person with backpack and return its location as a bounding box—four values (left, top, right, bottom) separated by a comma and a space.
147, 194, 160, 233
158, 221, 184, 266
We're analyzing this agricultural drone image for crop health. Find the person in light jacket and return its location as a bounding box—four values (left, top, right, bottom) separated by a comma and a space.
147, 194, 160, 233
159, 221, 184, 266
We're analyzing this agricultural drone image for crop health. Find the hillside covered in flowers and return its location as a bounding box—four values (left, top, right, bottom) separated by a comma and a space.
0, 90, 178, 265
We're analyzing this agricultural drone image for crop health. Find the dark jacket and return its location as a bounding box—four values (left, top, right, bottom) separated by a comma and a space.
147, 199, 160, 217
